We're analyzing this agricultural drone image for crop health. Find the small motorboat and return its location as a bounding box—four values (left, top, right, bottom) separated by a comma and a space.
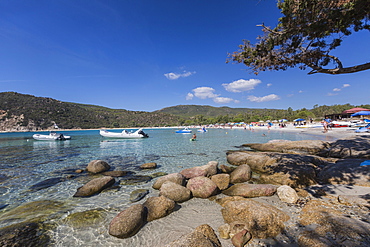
355, 123, 370, 133
175, 127, 192, 133
33, 132, 71, 141
100, 128, 149, 138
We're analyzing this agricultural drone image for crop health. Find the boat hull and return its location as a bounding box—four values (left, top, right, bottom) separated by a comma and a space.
100, 129, 149, 139
33, 133, 71, 141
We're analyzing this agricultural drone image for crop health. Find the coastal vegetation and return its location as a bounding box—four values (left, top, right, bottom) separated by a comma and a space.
0, 92, 369, 131
228, 0, 370, 75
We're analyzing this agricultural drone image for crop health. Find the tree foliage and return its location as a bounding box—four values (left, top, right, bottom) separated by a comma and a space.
227, 0, 370, 75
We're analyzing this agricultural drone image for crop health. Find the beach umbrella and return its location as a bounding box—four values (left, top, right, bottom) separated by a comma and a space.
279, 119, 288, 122
351, 111, 370, 117
259, 120, 264, 122
266, 120, 271, 122
294, 118, 305, 122
272, 120, 278, 123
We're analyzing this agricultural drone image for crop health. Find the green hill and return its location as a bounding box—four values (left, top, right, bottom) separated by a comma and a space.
1, 92, 368, 131
0, 92, 181, 130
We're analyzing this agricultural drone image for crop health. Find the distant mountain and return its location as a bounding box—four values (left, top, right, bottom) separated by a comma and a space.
0, 92, 181, 131
155, 104, 287, 118
1, 92, 368, 132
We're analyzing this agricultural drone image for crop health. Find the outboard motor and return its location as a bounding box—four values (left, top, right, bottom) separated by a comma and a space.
58, 134, 66, 140
138, 130, 149, 138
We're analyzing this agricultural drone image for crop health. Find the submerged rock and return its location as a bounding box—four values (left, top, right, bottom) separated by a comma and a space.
74, 176, 115, 197
28, 177, 65, 191
130, 189, 149, 202
0, 221, 51, 247
101, 171, 128, 177
86, 160, 110, 174
140, 162, 157, 169
149, 171, 168, 178
119, 175, 152, 185
64, 208, 107, 229
0, 200, 67, 223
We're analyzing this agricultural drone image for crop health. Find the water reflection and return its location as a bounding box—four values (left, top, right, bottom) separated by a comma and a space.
33, 140, 70, 150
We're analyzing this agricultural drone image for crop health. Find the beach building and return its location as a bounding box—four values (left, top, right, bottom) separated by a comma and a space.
325, 107, 370, 120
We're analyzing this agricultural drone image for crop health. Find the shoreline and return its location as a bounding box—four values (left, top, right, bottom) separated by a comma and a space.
2, 124, 368, 141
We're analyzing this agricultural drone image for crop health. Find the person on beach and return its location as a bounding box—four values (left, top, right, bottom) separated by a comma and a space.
322, 119, 328, 133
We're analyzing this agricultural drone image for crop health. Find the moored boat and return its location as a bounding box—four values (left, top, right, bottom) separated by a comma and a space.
33, 132, 71, 141
175, 127, 192, 133
100, 128, 149, 138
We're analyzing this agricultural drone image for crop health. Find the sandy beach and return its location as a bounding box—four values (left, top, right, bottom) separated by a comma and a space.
145, 124, 370, 247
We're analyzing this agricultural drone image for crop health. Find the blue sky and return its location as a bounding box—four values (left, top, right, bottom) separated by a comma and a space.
1, 0, 369, 112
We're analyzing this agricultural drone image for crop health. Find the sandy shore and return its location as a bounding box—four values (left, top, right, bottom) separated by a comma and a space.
144, 124, 370, 247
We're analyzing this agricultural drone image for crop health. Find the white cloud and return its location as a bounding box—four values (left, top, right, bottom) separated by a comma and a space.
267, 83, 272, 87
247, 94, 280, 103
186, 93, 194, 100
222, 79, 261, 93
298, 90, 303, 93
192, 87, 219, 99
164, 71, 196, 80
329, 83, 350, 94
213, 97, 239, 104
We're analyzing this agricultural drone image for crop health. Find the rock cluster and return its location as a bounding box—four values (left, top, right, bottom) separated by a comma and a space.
2, 137, 369, 246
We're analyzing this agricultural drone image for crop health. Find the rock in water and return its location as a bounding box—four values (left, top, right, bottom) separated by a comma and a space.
73, 176, 115, 197
86, 160, 110, 174
109, 204, 146, 238
130, 189, 149, 202
29, 177, 65, 191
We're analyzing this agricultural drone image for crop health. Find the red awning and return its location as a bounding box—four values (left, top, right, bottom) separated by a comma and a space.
342, 108, 370, 114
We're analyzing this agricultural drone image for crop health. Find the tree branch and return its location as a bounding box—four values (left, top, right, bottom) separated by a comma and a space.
307, 62, 370, 75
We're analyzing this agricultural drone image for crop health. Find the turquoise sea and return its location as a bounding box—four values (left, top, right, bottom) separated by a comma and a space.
0, 127, 334, 246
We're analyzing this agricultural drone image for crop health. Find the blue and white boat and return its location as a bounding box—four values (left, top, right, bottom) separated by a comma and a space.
175, 127, 192, 133
355, 123, 370, 133
197, 127, 207, 132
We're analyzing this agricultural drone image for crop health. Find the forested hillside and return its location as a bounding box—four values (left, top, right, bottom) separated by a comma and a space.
0, 92, 181, 130
1, 92, 368, 131
156, 104, 370, 125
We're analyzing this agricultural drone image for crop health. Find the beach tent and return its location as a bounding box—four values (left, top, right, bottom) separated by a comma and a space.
351, 111, 370, 117
279, 119, 288, 122
294, 118, 305, 122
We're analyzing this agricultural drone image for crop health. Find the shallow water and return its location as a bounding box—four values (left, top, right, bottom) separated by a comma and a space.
0, 127, 333, 246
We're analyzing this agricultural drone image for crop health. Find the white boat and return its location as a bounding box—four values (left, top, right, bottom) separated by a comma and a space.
175, 127, 192, 133
99, 128, 149, 138
33, 132, 71, 141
